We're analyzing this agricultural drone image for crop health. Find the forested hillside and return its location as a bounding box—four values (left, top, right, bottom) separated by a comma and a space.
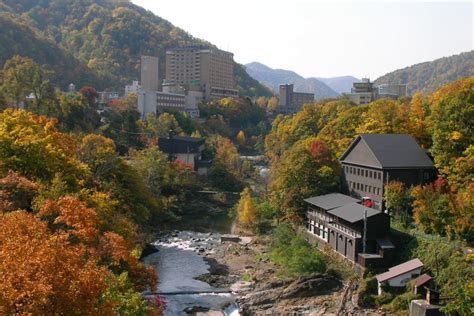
0, 0, 272, 96
375, 51, 474, 95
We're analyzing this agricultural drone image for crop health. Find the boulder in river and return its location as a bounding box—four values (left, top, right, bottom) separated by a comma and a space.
183, 306, 210, 314
139, 243, 159, 259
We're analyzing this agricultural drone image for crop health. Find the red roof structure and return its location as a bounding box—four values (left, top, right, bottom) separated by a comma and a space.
414, 273, 433, 288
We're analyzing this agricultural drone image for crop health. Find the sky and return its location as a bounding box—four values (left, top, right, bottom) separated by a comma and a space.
131, 0, 473, 79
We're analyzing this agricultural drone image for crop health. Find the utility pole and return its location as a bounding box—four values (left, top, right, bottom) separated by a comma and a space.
363, 209, 367, 253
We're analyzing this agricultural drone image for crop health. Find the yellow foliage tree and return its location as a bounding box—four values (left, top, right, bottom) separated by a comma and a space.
237, 187, 257, 226
267, 96, 279, 111
236, 130, 246, 146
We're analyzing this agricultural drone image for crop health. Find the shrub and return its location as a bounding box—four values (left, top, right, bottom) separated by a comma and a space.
270, 223, 327, 277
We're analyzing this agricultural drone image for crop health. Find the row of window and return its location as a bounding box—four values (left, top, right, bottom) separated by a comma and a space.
344, 165, 382, 180
349, 181, 381, 195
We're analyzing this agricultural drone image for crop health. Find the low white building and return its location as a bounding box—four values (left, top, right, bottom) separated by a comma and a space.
375, 258, 424, 295
125, 81, 140, 95
137, 89, 202, 119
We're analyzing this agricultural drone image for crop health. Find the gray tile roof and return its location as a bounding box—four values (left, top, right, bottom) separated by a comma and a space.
304, 193, 360, 210
327, 202, 381, 223
340, 134, 434, 168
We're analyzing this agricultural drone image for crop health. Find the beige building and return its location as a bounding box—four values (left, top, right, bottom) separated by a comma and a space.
141, 56, 159, 91
165, 46, 237, 99
345, 79, 408, 105
276, 84, 314, 114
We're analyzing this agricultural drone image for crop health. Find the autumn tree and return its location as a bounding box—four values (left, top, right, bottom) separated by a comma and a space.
0, 109, 89, 186
406, 93, 432, 148
0, 211, 114, 315
256, 96, 267, 108
0, 55, 54, 109
80, 85, 99, 109
318, 105, 369, 156
430, 77, 474, 189
355, 99, 409, 135
384, 181, 410, 225
0, 171, 38, 212
237, 187, 257, 227
411, 178, 456, 238
267, 96, 279, 111
236, 130, 246, 146
206, 135, 243, 191
78, 134, 118, 178
269, 138, 340, 221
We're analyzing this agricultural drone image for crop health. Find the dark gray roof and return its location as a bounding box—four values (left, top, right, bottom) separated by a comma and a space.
304, 193, 360, 210
376, 239, 396, 249
340, 134, 434, 168
158, 136, 204, 154
328, 202, 381, 223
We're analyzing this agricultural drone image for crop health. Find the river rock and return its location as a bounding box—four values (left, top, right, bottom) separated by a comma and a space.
221, 234, 241, 243
183, 306, 210, 314
280, 274, 341, 299
139, 243, 159, 259
239, 274, 342, 313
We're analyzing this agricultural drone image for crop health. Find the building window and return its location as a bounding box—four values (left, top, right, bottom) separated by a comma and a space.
369, 170, 372, 178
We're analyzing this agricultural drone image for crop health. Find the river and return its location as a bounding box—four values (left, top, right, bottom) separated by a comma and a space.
143, 227, 240, 315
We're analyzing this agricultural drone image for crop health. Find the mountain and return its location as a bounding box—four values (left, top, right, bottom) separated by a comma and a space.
0, 0, 272, 97
316, 76, 359, 94
375, 51, 474, 95
245, 62, 339, 100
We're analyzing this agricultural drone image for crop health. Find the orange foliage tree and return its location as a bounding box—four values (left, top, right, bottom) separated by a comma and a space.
0, 211, 114, 315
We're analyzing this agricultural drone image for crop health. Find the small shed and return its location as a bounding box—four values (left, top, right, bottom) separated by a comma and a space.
375, 258, 424, 295
413, 273, 433, 295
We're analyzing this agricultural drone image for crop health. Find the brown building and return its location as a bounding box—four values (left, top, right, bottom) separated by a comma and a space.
305, 193, 393, 266
165, 46, 237, 99
141, 56, 159, 91
276, 84, 315, 114
340, 134, 436, 210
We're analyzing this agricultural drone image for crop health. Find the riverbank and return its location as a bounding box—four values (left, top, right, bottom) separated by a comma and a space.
196, 234, 366, 315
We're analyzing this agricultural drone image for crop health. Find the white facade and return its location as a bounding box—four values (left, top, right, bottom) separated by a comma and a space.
185, 90, 203, 118
175, 153, 199, 167
137, 90, 158, 119
377, 268, 422, 295
125, 81, 140, 95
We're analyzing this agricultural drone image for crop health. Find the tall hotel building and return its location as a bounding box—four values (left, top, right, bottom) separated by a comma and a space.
165, 46, 238, 99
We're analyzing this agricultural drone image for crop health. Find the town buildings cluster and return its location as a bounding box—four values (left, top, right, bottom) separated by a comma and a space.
136, 46, 237, 119
345, 78, 407, 105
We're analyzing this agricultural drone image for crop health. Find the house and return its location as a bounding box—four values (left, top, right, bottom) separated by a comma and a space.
305, 193, 394, 266
158, 134, 211, 175
340, 134, 436, 210
375, 258, 424, 295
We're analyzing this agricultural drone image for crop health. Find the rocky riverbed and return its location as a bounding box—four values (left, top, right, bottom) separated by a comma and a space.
143, 230, 378, 315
